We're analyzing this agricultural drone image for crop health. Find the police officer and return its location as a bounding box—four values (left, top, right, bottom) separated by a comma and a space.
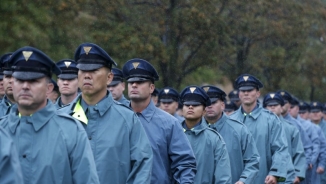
180, 85, 231, 183
0, 53, 6, 100
202, 85, 259, 184
54, 59, 79, 108
0, 46, 99, 184
308, 102, 326, 184
0, 126, 23, 184
58, 43, 153, 183
107, 67, 129, 106
263, 93, 306, 183
228, 89, 241, 108
47, 79, 60, 103
229, 74, 288, 184
224, 100, 237, 115
158, 87, 184, 122
122, 58, 196, 184
151, 88, 159, 106
0, 52, 15, 117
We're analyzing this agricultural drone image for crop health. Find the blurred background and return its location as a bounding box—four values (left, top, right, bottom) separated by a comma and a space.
1, 0, 326, 101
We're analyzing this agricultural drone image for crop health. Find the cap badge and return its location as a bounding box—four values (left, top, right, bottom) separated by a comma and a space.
233, 91, 237, 94
190, 87, 196, 93
313, 102, 317, 106
164, 89, 169, 94
270, 93, 275, 98
243, 76, 249, 81
64, 61, 71, 68
203, 87, 209, 92
281, 92, 285, 96
132, 62, 140, 69
83, 47, 92, 55
22, 51, 33, 61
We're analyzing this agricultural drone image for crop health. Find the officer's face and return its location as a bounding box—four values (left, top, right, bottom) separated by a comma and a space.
3, 74, 14, 96
281, 102, 290, 115
239, 89, 260, 106
107, 82, 125, 101
299, 111, 309, 120
183, 104, 205, 121
289, 105, 299, 118
128, 81, 154, 102
159, 101, 179, 115
0, 79, 4, 97
13, 77, 53, 113
309, 111, 323, 123
205, 100, 225, 121
58, 78, 78, 96
78, 67, 113, 98
266, 104, 282, 116
47, 91, 60, 103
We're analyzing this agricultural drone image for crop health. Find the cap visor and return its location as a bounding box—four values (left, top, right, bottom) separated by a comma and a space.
13, 71, 45, 80
3, 71, 12, 76
183, 101, 202, 106
230, 97, 240, 101
107, 80, 120, 87
299, 110, 307, 113
58, 74, 78, 80
77, 63, 103, 71
160, 98, 175, 103
265, 101, 280, 106
239, 86, 255, 91
127, 77, 151, 83
209, 98, 218, 103
310, 109, 321, 113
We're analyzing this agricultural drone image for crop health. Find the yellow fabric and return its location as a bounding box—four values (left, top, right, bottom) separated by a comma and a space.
72, 99, 88, 125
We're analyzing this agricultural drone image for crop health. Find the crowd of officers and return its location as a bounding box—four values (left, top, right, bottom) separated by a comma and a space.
0, 43, 325, 184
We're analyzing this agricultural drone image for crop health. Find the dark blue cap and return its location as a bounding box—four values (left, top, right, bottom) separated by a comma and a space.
201, 85, 226, 103
228, 90, 240, 101
224, 101, 238, 111
10, 46, 61, 80
290, 96, 300, 106
56, 59, 78, 79
0, 52, 13, 76
276, 90, 292, 103
74, 43, 117, 71
323, 103, 326, 113
263, 92, 284, 108
122, 58, 159, 83
180, 85, 211, 106
51, 79, 59, 92
310, 101, 323, 112
158, 87, 179, 103
299, 101, 310, 113
108, 68, 124, 87
235, 74, 263, 91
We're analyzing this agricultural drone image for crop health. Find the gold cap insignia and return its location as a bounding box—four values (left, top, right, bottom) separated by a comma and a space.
203, 87, 209, 92
190, 87, 196, 93
132, 62, 140, 69
22, 51, 33, 61
233, 91, 237, 94
281, 92, 285, 96
243, 76, 249, 81
64, 61, 71, 68
164, 89, 169, 94
83, 47, 92, 55
313, 102, 317, 106
270, 93, 275, 98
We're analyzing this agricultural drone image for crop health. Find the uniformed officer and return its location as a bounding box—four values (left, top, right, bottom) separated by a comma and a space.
54, 59, 79, 108
202, 85, 259, 184
47, 79, 60, 103
276, 90, 314, 178
0, 52, 16, 117
299, 101, 310, 120
107, 67, 129, 106
0, 46, 99, 184
308, 102, 326, 184
58, 43, 153, 183
0, 53, 6, 100
228, 89, 241, 108
158, 87, 184, 122
151, 88, 159, 106
224, 100, 238, 115
0, 126, 23, 184
180, 85, 231, 183
122, 58, 197, 184
263, 93, 306, 183
229, 74, 288, 184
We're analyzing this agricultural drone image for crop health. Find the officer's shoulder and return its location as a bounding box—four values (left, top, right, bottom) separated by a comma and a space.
54, 111, 85, 130
113, 100, 133, 111
261, 108, 279, 119
205, 127, 224, 141
225, 115, 244, 126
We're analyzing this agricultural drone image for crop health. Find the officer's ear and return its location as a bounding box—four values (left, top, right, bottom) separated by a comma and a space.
106, 68, 114, 86
149, 83, 155, 94
46, 79, 54, 95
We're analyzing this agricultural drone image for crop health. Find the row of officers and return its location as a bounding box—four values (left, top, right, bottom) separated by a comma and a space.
0, 43, 325, 184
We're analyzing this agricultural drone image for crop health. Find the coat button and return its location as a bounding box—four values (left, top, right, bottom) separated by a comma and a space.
89, 137, 92, 140
22, 154, 26, 158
